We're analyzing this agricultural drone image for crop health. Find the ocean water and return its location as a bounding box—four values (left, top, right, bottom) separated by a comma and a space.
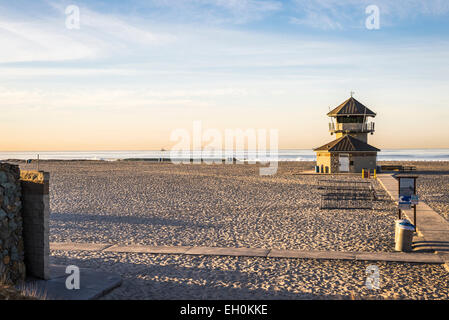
1, 149, 449, 161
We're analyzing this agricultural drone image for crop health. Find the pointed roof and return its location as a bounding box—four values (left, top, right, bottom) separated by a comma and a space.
327, 97, 376, 117
314, 135, 380, 152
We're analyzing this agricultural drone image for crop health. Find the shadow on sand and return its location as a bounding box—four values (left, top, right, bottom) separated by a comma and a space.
49, 255, 365, 300
51, 212, 222, 229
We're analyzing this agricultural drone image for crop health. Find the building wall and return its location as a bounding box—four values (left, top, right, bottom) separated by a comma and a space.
316, 152, 331, 173
20, 171, 50, 280
0, 163, 26, 284
316, 152, 377, 173
349, 153, 377, 173
330, 154, 340, 173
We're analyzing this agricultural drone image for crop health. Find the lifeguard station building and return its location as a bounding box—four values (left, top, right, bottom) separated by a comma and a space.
314, 97, 380, 173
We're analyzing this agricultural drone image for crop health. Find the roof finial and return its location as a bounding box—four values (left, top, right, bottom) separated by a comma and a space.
350, 91, 355, 98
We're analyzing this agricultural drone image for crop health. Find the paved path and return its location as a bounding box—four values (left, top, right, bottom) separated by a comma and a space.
50, 242, 445, 264
18, 264, 122, 300
377, 174, 449, 270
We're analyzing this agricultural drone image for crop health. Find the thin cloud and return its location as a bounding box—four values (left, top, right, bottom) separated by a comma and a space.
0, 1, 176, 64
135, 0, 282, 24
290, 0, 449, 29
49, 2, 176, 46
0, 20, 97, 63
289, 14, 342, 30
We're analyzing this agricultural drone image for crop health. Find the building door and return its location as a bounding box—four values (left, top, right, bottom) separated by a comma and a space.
339, 154, 349, 172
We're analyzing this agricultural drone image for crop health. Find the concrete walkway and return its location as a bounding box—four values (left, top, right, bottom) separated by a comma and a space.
17, 264, 122, 300
50, 242, 445, 264
377, 174, 449, 269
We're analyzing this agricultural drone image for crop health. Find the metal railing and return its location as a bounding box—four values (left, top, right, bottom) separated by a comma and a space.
329, 122, 375, 133
318, 180, 377, 209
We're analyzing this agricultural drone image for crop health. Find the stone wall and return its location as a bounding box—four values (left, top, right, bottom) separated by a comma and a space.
0, 165, 50, 284
0, 163, 26, 284
330, 154, 340, 173
20, 171, 50, 280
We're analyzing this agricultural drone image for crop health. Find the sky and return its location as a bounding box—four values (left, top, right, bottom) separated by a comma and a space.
1, 0, 449, 151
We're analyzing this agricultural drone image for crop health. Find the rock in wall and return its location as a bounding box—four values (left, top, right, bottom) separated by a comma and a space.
0, 163, 26, 284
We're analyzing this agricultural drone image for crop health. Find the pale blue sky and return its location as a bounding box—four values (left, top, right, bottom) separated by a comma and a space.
1, 0, 449, 150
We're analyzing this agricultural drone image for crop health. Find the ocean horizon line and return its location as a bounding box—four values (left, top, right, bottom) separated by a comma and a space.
2, 147, 449, 153
1, 149, 449, 162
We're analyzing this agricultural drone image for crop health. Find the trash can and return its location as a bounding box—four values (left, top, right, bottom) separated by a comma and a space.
362, 169, 370, 178
395, 219, 415, 252
315, 166, 320, 173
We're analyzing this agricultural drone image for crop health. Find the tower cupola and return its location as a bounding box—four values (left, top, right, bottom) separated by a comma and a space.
327, 97, 376, 143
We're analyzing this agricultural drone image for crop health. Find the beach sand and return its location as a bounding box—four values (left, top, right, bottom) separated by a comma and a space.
18, 160, 397, 252
14, 160, 449, 299
50, 250, 449, 300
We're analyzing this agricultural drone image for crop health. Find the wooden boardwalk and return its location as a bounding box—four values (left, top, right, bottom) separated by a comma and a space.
377, 174, 449, 270
50, 242, 445, 264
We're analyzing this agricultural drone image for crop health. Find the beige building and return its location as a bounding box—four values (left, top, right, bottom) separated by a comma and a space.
314, 97, 380, 173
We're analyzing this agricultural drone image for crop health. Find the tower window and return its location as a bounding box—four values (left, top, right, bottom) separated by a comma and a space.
337, 116, 364, 123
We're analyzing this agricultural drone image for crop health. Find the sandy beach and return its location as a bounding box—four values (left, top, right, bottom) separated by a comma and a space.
50, 250, 449, 300
13, 160, 449, 299
17, 160, 397, 252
